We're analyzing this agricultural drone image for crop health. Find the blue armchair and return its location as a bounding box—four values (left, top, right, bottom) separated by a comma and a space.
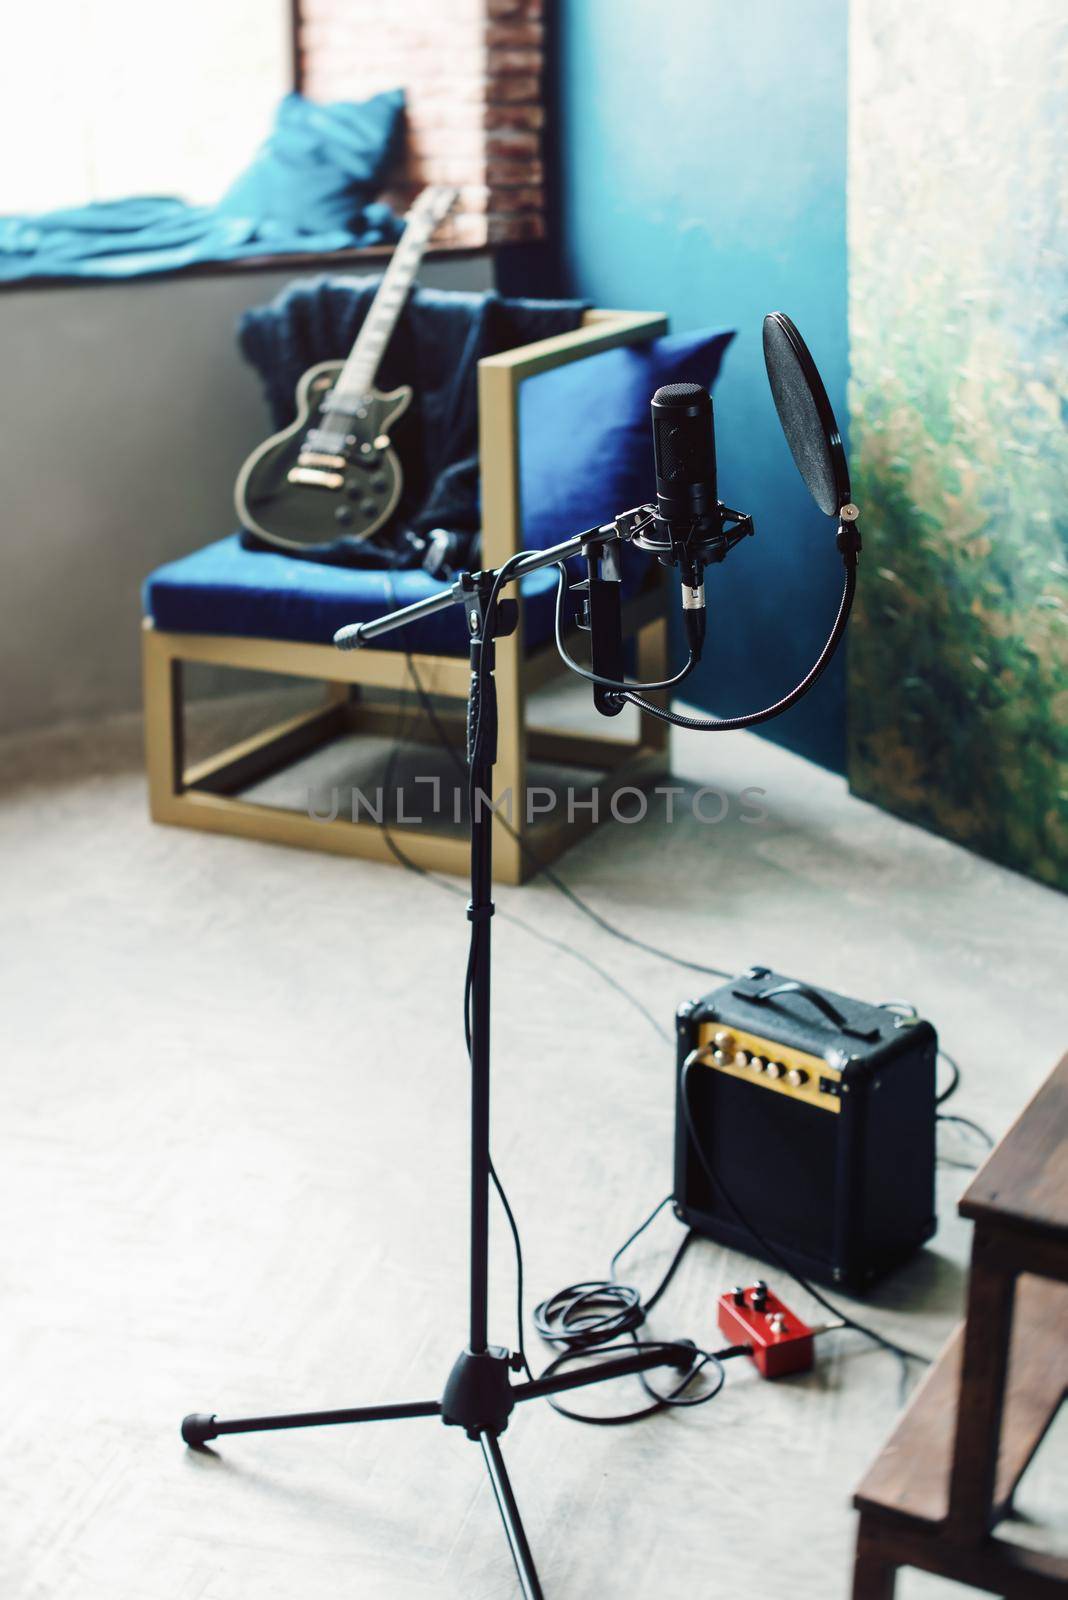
141, 300, 733, 883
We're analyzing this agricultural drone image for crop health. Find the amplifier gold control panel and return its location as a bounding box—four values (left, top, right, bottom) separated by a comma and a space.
694, 1023, 843, 1114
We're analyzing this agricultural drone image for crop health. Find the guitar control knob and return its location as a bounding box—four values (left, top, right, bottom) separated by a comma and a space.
334, 506, 353, 526
345, 484, 361, 500
362, 500, 377, 515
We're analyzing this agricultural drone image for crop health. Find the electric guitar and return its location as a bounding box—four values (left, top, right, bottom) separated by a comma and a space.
235, 185, 457, 554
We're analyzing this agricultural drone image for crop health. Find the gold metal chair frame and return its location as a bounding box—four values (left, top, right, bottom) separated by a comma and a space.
142, 309, 671, 884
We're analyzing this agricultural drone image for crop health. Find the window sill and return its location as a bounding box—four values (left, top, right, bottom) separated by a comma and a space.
0, 241, 491, 293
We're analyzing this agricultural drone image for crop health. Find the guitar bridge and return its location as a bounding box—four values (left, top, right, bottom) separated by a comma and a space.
297, 451, 348, 471
287, 466, 344, 490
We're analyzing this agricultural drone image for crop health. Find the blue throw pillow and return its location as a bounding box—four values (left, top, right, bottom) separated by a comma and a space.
518, 327, 735, 551
217, 90, 405, 233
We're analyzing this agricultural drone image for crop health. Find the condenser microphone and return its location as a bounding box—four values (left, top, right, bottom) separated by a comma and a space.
650, 382, 718, 654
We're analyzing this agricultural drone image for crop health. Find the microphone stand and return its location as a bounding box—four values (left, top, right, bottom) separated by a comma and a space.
179, 507, 706, 1600
178, 482, 861, 1600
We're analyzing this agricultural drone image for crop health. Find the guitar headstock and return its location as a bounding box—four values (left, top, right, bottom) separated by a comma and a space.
406, 185, 459, 236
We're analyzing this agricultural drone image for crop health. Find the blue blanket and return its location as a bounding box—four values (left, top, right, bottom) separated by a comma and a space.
0, 92, 404, 283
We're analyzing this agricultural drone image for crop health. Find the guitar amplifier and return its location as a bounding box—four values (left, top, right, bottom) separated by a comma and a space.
674, 967, 937, 1291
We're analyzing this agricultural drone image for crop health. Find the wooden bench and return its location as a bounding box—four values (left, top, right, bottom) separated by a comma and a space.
852, 1051, 1068, 1598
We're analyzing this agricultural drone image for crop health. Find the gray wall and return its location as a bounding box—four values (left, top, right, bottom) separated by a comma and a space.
0, 252, 493, 737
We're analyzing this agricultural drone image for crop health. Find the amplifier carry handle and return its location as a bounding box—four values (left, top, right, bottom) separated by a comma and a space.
732, 980, 880, 1043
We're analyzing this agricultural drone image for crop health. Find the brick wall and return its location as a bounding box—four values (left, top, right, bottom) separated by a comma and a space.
298, 0, 546, 246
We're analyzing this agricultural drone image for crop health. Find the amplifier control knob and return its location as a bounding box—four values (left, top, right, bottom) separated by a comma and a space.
713, 1029, 735, 1052
712, 1049, 731, 1066
749, 1056, 766, 1073
733, 1049, 749, 1068
786, 1067, 808, 1088
765, 1061, 783, 1080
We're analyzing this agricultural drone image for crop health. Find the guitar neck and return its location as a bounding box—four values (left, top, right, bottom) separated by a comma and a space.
330, 212, 439, 408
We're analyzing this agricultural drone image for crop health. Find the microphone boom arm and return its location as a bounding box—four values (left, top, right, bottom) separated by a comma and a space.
333, 495, 857, 742
333, 511, 651, 651
334, 498, 752, 659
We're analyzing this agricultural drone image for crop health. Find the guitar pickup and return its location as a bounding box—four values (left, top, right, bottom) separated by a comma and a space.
287, 466, 344, 490
297, 451, 348, 470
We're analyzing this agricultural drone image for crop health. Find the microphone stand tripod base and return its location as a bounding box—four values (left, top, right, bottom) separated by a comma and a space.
178, 569, 699, 1600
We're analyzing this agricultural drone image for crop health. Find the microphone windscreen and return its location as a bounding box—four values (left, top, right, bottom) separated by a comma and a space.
762, 313, 849, 517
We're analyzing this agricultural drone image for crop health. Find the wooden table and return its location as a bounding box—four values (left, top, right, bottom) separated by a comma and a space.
852, 1051, 1068, 1597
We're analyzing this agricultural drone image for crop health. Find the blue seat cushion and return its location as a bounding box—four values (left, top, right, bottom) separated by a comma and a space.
145, 535, 567, 655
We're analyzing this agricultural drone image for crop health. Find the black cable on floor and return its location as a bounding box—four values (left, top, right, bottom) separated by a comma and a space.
533, 1196, 692, 1354
936, 1050, 962, 1106
937, 1111, 994, 1148
530, 1195, 739, 1424
878, 999, 963, 1107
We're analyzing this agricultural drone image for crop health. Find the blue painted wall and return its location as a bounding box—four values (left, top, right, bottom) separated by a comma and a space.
554, 0, 849, 769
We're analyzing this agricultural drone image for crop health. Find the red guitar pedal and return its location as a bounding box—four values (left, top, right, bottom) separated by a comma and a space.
717, 1281, 815, 1379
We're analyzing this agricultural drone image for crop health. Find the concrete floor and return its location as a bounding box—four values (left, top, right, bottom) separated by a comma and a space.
1, 689, 1065, 1600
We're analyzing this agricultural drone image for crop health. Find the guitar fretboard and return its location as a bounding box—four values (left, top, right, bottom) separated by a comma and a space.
327, 210, 439, 410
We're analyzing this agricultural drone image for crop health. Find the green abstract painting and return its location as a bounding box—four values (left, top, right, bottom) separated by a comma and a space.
848, 0, 1068, 890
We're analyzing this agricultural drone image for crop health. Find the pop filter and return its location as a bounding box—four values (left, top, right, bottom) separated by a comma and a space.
763, 312, 850, 517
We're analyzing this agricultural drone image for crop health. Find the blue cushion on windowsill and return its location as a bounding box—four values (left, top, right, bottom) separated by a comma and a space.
143, 322, 736, 653
216, 90, 405, 234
